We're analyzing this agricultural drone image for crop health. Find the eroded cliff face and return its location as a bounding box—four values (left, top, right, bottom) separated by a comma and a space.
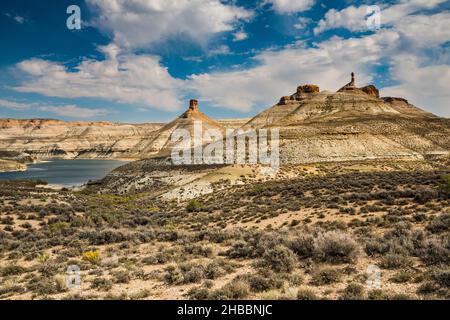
0, 119, 163, 160
243, 74, 449, 164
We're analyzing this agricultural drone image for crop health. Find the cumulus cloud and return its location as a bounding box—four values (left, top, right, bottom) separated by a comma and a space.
266, 0, 315, 14
187, 31, 397, 112
86, 0, 252, 49
14, 44, 184, 112
11, 1, 450, 118
314, 0, 447, 34
381, 55, 450, 117
0, 99, 108, 119
0, 99, 32, 111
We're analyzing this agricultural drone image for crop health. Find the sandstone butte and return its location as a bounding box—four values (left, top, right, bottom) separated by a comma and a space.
0, 73, 448, 172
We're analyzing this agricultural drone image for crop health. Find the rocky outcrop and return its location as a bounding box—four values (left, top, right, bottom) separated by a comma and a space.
243, 76, 449, 164
296, 84, 320, 94
361, 85, 380, 98
129, 100, 225, 158
0, 119, 163, 160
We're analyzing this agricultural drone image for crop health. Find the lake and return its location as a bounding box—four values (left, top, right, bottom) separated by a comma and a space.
0, 159, 128, 187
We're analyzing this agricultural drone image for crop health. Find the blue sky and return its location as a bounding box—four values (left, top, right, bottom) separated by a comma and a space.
0, 0, 449, 122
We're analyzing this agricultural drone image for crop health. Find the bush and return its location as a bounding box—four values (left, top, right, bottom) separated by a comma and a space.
245, 272, 284, 293
82, 250, 101, 265
438, 174, 450, 195
164, 263, 207, 285
211, 280, 250, 300
90, 278, 113, 291
226, 240, 254, 259
418, 237, 450, 265
164, 265, 184, 285
184, 266, 205, 284
187, 286, 211, 300
289, 233, 315, 258
426, 214, 450, 234
339, 283, 365, 300
379, 253, 410, 269
113, 270, 131, 284
430, 268, 450, 289
0, 265, 26, 277
186, 199, 204, 212
313, 231, 359, 264
259, 245, 297, 273
311, 268, 341, 286
28, 276, 66, 296
297, 288, 319, 300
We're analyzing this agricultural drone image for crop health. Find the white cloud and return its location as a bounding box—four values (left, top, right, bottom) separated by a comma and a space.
188, 31, 396, 112
382, 55, 450, 116
86, 0, 252, 49
0, 99, 32, 110
266, 0, 315, 14
0, 99, 108, 119
394, 12, 450, 47
233, 30, 248, 42
14, 44, 184, 112
314, 0, 447, 34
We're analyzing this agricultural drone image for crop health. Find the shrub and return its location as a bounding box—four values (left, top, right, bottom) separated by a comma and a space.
379, 253, 410, 269
0, 265, 26, 277
430, 267, 450, 289
289, 233, 315, 258
204, 261, 223, 280
339, 283, 365, 300
313, 231, 359, 264
184, 266, 205, 284
164, 266, 184, 285
417, 237, 450, 265
90, 278, 113, 291
367, 289, 390, 300
245, 272, 284, 293
186, 199, 204, 212
364, 238, 389, 256
259, 245, 297, 273
297, 288, 319, 300
28, 276, 65, 296
113, 270, 131, 284
48, 221, 70, 234
82, 250, 101, 265
226, 240, 254, 259
211, 280, 250, 300
426, 214, 450, 234
311, 268, 341, 286
438, 174, 450, 195
187, 286, 210, 300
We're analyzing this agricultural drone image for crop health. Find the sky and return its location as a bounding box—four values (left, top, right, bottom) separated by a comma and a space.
0, 0, 449, 123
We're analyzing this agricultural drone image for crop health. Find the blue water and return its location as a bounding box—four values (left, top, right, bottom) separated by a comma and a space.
0, 159, 128, 186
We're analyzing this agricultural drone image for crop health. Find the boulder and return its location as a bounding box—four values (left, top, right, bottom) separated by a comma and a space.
279, 96, 291, 105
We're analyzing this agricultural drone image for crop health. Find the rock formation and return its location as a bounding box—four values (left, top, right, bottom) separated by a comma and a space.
0, 119, 163, 161
129, 99, 225, 158
243, 74, 449, 164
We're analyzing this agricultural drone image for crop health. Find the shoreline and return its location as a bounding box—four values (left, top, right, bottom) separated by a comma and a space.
0, 157, 134, 174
